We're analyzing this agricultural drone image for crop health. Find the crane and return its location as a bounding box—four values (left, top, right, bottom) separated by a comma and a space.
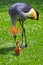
9, 3, 39, 47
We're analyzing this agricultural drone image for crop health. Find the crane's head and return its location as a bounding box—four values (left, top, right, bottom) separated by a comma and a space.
27, 8, 39, 20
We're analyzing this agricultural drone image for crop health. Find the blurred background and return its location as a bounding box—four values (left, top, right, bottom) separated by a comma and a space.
0, 0, 43, 65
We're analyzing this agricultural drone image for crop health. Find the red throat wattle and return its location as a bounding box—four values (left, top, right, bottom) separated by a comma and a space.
10, 26, 19, 35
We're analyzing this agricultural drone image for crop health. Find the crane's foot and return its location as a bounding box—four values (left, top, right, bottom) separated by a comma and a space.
25, 43, 28, 48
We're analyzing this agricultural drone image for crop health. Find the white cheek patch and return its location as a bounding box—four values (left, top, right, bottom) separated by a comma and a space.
25, 8, 37, 19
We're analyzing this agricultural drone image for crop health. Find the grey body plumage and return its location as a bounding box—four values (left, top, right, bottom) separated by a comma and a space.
9, 3, 32, 23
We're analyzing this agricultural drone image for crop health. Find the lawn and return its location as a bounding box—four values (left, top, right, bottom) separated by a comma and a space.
0, 0, 43, 65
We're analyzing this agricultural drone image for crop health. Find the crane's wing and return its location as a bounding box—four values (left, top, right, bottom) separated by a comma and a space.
17, 9, 28, 19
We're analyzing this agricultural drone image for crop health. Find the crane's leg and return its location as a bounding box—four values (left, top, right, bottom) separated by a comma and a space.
19, 21, 24, 46
19, 21, 28, 47
23, 27, 28, 47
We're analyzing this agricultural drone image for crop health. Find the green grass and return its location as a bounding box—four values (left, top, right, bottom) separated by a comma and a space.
0, 0, 43, 65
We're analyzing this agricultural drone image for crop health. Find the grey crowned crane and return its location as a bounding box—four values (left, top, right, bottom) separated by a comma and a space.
9, 3, 39, 47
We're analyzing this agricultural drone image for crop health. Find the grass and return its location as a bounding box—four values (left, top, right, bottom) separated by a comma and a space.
0, 0, 43, 65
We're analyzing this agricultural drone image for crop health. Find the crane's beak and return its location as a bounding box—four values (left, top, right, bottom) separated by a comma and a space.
35, 10, 39, 20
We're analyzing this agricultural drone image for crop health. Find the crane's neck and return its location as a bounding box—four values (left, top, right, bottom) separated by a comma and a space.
12, 21, 16, 26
